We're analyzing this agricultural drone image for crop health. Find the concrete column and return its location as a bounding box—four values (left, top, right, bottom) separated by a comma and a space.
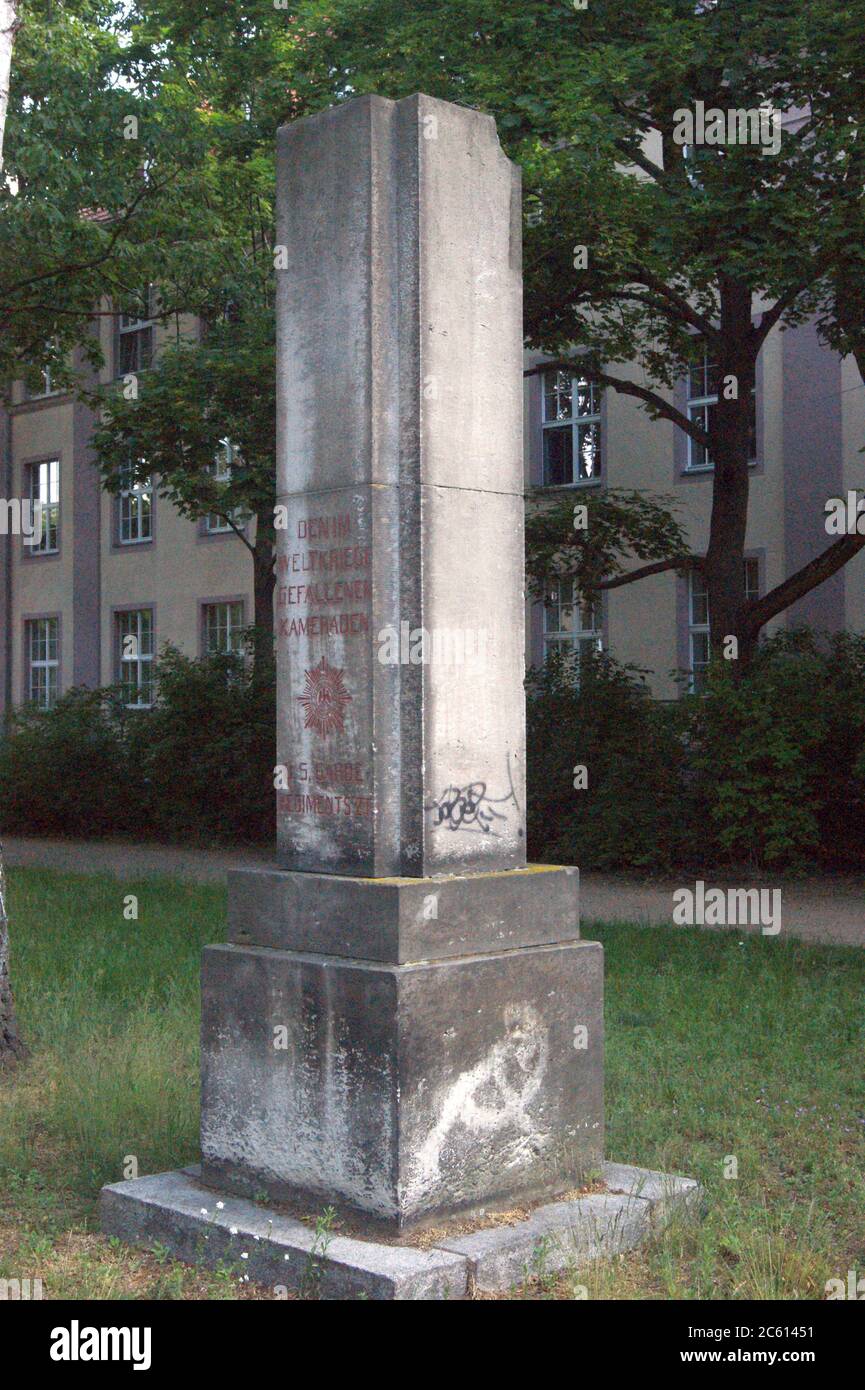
274, 94, 526, 878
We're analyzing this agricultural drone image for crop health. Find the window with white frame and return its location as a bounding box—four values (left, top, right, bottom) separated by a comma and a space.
203, 601, 245, 655
116, 288, 154, 378
688, 570, 711, 691
26, 617, 59, 707
543, 582, 602, 662
542, 369, 602, 485
686, 350, 757, 471
689, 558, 760, 691
118, 458, 153, 544
205, 439, 245, 534
116, 608, 154, 708
26, 458, 60, 554
24, 343, 63, 401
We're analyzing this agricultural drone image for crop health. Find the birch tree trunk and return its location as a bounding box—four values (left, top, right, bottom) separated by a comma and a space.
0, 0, 19, 174
0, 843, 26, 1061
0, 5, 24, 1061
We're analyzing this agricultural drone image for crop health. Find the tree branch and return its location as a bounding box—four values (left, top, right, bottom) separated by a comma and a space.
597, 555, 702, 591
753, 282, 810, 348
746, 530, 865, 632
630, 264, 719, 340
0, 173, 172, 301
524, 358, 709, 448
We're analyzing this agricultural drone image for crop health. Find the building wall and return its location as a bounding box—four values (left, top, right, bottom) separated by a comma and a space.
1, 309, 862, 718
523, 319, 856, 695
1, 307, 253, 715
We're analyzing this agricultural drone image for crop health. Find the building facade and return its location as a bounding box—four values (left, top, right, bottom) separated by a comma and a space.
1, 305, 863, 718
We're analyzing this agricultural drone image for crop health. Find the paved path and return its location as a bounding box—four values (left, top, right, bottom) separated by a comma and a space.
2, 836, 862, 948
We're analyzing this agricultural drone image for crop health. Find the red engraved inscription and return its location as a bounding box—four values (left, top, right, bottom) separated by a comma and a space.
297, 657, 352, 737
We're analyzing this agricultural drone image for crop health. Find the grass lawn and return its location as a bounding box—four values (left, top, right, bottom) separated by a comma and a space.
0, 866, 863, 1300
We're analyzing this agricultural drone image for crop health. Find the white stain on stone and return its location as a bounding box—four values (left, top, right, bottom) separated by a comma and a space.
406, 1003, 549, 1205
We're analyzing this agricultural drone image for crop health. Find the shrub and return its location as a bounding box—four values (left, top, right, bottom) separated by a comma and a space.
527, 630, 865, 873
4, 629, 865, 868
526, 649, 696, 871
687, 630, 865, 870
0, 647, 275, 845
0, 688, 130, 837
140, 645, 274, 844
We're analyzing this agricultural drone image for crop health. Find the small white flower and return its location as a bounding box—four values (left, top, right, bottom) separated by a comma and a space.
200, 1207, 209, 1216
216, 1201, 225, 1210
241, 1252, 249, 1259
230, 1226, 238, 1236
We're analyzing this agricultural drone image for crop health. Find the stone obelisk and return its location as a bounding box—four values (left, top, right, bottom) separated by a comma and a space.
99, 98, 708, 1289
194, 95, 602, 1231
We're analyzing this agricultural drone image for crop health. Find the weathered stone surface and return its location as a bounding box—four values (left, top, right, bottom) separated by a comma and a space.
99, 1162, 701, 1299
435, 1165, 704, 1292
100, 1168, 468, 1301
438, 1192, 649, 1292
200, 939, 603, 1230
227, 863, 579, 962
274, 93, 525, 878
602, 1161, 703, 1224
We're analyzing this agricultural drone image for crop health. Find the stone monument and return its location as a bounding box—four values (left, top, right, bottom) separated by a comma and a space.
101, 93, 697, 1297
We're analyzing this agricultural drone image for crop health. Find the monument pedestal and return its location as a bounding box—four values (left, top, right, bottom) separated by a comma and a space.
199, 866, 602, 1232
99, 91, 701, 1295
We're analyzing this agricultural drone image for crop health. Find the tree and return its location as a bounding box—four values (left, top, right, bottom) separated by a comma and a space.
295, 0, 865, 669
0, 0, 21, 1063
0, 0, 212, 1062
0, 842, 26, 1062
90, 289, 278, 677
0, 1, 19, 169
0, 1, 215, 390
85, 0, 318, 676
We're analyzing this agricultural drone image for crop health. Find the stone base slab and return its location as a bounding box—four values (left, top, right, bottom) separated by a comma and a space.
228, 863, 579, 963
99, 1162, 702, 1299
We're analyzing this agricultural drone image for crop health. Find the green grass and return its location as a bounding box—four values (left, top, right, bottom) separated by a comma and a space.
1, 867, 863, 1299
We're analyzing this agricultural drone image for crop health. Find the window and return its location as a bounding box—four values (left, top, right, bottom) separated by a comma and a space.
203, 601, 245, 655
542, 370, 602, 485
205, 439, 245, 534
744, 557, 760, 605
688, 571, 711, 691
118, 459, 153, 544
686, 350, 757, 471
26, 617, 59, 707
688, 559, 761, 692
26, 459, 59, 554
116, 288, 154, 377
116, 609, 154, 708
543, 582, 602, 663
24, 351, 62, 401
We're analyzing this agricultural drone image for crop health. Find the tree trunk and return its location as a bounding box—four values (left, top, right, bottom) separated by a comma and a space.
251, 530, 275, 683
0, 0, 19, 175
704, 277, 758, 672
0, 6, 24, 1064
0, 842, 27, 1063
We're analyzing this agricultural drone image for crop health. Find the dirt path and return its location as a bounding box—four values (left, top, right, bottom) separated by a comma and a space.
2, 836, 862, 948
